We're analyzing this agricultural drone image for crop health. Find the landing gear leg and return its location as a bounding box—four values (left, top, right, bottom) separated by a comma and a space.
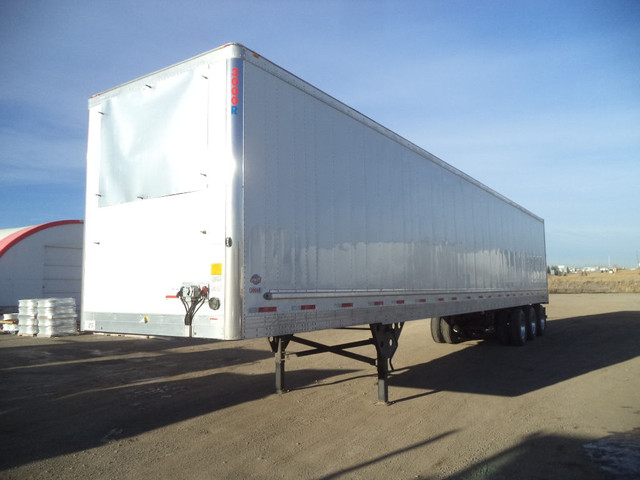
268, 335, 292, 394
268, 324, 403, 404
370, 323, 404, 405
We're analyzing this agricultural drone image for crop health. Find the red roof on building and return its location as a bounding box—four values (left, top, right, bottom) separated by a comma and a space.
0, 220, 83, 260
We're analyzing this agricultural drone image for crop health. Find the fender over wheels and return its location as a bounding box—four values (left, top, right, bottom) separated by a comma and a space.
431, 317, 446, 343
440, 316, 461, 344
508, 308, 526, 346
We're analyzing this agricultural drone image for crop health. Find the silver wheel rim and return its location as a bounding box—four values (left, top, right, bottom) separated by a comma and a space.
531, 317, 536, 335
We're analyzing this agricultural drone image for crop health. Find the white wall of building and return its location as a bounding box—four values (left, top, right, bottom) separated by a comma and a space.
0, 221, 83, 311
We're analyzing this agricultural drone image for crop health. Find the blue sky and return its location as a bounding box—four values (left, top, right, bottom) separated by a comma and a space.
1, 0, 638, 268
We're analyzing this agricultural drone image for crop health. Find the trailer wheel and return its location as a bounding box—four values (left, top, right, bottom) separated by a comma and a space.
431, 317, 445, 343
534, 304, 546, 336
524, 306, 537, 340
440, 316, 461, 344
495, 310, 510, 345
508, 309, 526, 346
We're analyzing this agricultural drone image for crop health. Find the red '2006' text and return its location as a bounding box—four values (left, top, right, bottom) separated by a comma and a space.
231, 67, 239, 114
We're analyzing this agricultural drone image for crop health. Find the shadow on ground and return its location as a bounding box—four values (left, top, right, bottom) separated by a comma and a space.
443, 430, 640, 480
392, 311, 640, 400
319, 429, 639, 480
1, 310, 638, 470
0, 335, 355, 469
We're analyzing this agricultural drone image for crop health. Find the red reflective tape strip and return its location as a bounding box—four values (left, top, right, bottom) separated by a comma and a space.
466, 296, 472, 299
374, 301, 384, 306
451, 297, 457, 301
341, 303, 353, 308
396, 300, 405, 305
418, 299, 427, 303
301, 304, 316, 310
166, 295, 178, 299
479, 296, 484, 299
438, 298, 445, 302
258, 306, 277, 313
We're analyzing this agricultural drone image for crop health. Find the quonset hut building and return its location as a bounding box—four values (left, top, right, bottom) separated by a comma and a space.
0, 220, 83, 313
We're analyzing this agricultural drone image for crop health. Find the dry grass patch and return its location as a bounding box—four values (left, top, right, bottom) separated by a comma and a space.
548, 269, 640, 293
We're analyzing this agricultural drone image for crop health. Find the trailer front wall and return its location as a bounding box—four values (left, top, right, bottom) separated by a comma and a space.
242, 60, 547, 337
82, 59, 230, 338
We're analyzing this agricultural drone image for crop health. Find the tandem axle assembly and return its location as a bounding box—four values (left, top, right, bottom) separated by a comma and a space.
268, 322, 404, 405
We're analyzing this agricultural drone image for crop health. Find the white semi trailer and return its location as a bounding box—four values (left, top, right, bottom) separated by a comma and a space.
82, 43, 548, 403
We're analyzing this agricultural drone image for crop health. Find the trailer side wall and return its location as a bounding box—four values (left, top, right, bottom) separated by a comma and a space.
241, 59, 547, 338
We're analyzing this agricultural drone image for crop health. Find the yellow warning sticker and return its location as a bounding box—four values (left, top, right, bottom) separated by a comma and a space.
211, 263, 223, 275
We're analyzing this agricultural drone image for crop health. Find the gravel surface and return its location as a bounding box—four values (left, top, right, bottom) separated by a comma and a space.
1, 293, 639, 479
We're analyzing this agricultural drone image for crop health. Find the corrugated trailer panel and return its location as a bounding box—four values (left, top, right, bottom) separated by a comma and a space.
241, 56, 546, 338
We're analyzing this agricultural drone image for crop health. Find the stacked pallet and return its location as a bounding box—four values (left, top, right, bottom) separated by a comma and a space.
36, 298, 78, 337
18, 299, 39, 335
1, 313, 19, 334
16, 298, 78, 337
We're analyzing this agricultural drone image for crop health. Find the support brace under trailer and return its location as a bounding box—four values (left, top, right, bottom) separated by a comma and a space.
268, 322, 404, 404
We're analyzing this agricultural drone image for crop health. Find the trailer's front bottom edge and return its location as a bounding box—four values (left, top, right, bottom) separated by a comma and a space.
81, 311, 223, 338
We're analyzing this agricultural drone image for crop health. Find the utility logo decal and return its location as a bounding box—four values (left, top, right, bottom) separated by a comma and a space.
249, 274, 262, 294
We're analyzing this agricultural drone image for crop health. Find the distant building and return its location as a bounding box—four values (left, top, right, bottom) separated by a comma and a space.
548, 265, 568, 276
0, 220, 83, 313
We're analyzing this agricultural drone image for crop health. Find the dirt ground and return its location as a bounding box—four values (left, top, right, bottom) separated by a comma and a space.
1, 294, 639, 479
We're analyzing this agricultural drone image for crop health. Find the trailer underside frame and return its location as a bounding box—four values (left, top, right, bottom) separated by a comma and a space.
268, 322, 405, 404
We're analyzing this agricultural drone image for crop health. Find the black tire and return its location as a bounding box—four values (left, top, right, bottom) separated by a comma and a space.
534, 304, 546, 336
440, 316, 461, 344
431, 317, 445, 343
524, 306, 537, 340
508, 309, 526, 346
495, 310, 510, 345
